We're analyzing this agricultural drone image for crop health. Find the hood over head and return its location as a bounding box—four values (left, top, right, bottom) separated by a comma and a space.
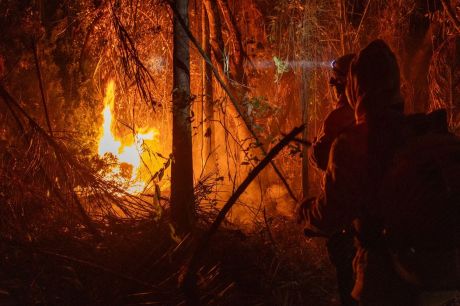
330, 53, 355, 106
346, 40, 403, 122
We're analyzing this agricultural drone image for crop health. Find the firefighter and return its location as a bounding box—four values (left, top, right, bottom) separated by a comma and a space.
310, 53, 355, 171
299, 40, 413, 305
309, 53, 357, 306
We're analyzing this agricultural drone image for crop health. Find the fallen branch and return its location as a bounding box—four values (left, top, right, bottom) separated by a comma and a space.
182, 125, 305, 305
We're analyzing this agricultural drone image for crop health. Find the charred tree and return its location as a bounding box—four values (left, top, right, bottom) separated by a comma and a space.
171, 0, 195, 234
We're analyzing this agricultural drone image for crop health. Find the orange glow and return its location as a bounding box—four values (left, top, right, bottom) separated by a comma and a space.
98, 80, 160, 193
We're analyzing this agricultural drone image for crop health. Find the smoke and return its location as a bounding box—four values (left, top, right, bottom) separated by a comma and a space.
248, 58, 332, 70
147, 56, 331, 72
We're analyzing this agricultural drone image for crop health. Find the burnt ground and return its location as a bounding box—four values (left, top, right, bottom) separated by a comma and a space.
0, 215, 339, 306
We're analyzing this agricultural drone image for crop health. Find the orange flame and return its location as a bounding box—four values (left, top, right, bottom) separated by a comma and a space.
98, 80, 160, 193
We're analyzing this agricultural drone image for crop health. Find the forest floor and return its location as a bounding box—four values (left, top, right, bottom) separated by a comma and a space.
0, 213, 340, 306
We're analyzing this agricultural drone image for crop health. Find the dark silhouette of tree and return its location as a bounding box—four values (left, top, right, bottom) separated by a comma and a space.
170, 0, 195, 234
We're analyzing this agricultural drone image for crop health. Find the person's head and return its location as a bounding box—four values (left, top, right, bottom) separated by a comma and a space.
329, 53, 355, 103
346, 39, 403, 122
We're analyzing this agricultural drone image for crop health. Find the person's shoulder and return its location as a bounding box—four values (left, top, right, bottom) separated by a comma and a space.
322, 105, 355, 136
337, 122, 367, 141
332, 123, 368, 156
324, 105, 354, 124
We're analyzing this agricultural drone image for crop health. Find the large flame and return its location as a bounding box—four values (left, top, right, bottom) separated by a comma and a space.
98, 80, 159, 193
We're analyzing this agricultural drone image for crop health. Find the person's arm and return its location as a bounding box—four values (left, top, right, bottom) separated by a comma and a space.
310, 106, 355, 171
309, 122, 334, 171
303, 132, 366, 235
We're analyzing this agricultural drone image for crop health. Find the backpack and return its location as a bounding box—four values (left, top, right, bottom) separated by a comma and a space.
378, 110, 460, 290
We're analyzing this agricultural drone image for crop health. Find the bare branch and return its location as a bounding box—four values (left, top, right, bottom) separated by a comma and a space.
182, 125, 305, 305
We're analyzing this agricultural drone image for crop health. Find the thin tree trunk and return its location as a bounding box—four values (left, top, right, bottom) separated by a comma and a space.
216, 0, 244, 82
409, 23, 438, 112
171, 0, 195, 234
203, 0, 225, 71
203, 0, 252, 155
202, 1, 215, 171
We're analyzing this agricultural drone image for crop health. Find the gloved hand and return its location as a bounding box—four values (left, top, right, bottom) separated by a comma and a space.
295, 197, 316, 225
296, 197, 330, 238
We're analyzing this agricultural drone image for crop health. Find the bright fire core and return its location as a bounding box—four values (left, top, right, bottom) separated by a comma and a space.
98, 80, 160, 193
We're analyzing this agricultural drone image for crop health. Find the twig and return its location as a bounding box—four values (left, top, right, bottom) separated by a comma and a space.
263, 207, 280, 253
182, 125, 305, 305
111, 5, 157, 108
79, 10, 105, 74
441, 0, 460, 34
167, 1, 300, 203
353, 0, 371, 45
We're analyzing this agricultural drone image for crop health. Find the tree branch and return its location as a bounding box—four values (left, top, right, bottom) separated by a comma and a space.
182, 125, 305, 305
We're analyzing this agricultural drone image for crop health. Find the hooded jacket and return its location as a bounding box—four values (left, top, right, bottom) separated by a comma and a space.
300, 39, 415, 305
303, 40, 405, 235
301, 40, 459, 305
310, 54, 355, 171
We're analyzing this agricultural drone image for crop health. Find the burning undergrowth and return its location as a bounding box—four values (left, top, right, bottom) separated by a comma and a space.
0, 83, 337, 305
0, 86, 157, 235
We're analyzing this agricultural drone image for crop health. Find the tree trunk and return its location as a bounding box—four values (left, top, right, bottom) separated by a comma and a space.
202, 1, 215, 171
171, 0, 195, 234
203, 0, 252, 146
201, 0, 297, 202
203, 0, 225, 73
216, 0, 244, 82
